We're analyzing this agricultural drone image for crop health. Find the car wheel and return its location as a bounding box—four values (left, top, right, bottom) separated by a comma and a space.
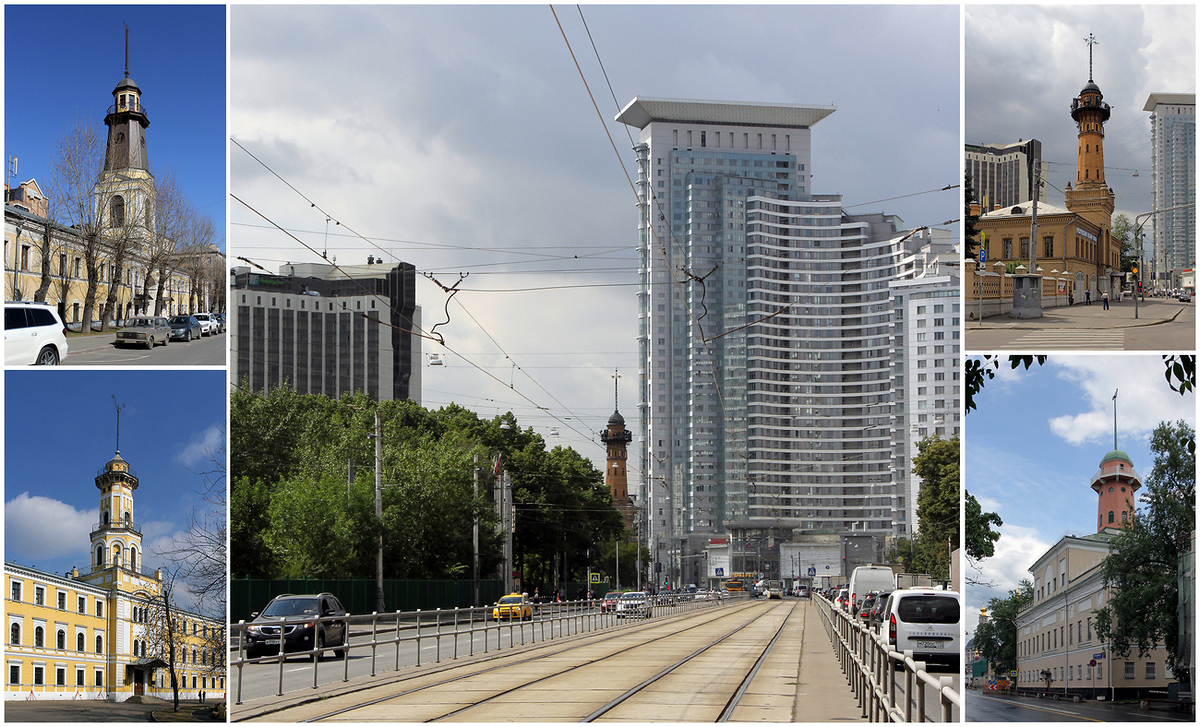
315, 632, 326, 660
146, 337, 154, 350
185, 330, 191, 342
35, 346, 60, 365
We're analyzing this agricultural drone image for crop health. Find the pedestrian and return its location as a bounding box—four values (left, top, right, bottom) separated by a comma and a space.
199, 689, 205, 704
1068, 289, 1074, 306
1102, 290, 1109, 310
1085, 289, 1091, 305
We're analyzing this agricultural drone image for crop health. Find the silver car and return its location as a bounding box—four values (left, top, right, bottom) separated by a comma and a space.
116, 316, 170, 349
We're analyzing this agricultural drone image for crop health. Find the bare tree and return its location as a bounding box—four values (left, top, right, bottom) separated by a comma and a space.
143, 569, 184, 712
96, 188, 149, 328
46, 115, 106, 332
145, 167, 190, 316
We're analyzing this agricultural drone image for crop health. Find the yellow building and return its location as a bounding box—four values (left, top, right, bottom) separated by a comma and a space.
4, 449, 224, 702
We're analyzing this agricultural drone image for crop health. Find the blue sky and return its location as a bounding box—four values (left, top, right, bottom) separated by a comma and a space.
964, 355, 1195, 638
4, 369, 225, 610
4, 4, 227, 248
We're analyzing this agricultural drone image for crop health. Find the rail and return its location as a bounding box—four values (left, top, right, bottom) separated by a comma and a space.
230, 591, 742, 705
816, 593, 962, 722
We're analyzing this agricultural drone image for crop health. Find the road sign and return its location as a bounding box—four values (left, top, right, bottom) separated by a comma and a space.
590, 573, 600, 583
1093, 652, 1105, 660
808, 567, 817, 576
715, 567, 724, 577
979, 249, 988, 264
1089, 659, 1097, 667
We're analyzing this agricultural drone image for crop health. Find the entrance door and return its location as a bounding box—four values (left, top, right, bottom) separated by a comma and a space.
133, 669, 144, 695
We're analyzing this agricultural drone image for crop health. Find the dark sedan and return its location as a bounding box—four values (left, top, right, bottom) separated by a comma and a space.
168, 315, 203, 342
243, 593, 349, 660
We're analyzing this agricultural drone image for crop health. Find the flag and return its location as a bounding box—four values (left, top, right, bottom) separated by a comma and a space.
494, 454, 503, 475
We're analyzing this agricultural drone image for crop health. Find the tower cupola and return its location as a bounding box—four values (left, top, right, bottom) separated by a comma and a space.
1090, 389, 1141, 532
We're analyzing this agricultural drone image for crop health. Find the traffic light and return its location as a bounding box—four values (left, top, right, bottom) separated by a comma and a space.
1132, 265, 1138, 276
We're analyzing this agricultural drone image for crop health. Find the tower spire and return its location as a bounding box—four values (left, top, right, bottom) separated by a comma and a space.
1112, 388, 1118, 451
612, 368, 621, 412
112, 395, 126, 454
1085, 32, 1097, 82
124, 23, 129, 78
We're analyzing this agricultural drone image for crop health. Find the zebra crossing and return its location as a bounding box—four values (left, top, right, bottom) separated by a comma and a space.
1003, 329, 1126, 350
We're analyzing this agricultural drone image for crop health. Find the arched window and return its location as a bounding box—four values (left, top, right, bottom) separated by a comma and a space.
1108, 511, 1115, 524
57, 629, 65, 650
34, 626, 44, 648
110, 196, 125, 227
10, 623, 19, 645
96, 545, 105, 567
112, 543, 122, 567
77, 632, 85, 651
96, 634, 103, 653
130, 547, 137, 571
102, 510, 110, 525
1122, 511, 1128, 523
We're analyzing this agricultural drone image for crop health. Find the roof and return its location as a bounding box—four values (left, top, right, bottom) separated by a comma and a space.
1099, 449, 1134, 467
615, 96, 835, 130
608, 410, 625, 426
1144, 92, 1196, 111
980, 200, 1071, 218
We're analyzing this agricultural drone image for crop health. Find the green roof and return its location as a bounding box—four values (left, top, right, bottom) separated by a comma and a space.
1099, 449, 1134, 466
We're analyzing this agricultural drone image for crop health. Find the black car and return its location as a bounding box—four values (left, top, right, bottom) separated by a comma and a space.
243, 593, 349, 659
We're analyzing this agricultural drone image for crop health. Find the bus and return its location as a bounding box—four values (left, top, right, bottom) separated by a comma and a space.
766, 580, 785, 599
724, 579, 744, 592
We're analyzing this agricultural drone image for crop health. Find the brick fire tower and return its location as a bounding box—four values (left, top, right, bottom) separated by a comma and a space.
600, 370, 635, 535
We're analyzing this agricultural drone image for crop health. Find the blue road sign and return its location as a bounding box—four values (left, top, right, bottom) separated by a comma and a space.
808, 567, 817, 576
980, 249, 987, 264
715, 567, 724, 577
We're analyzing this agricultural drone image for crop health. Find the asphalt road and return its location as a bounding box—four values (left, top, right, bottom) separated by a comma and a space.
966, 690, 1194, 722
965, 298, 1194, 351
61, 329, 227, 366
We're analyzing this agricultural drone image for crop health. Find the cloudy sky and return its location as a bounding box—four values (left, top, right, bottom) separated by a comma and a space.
3, 5, 228, 246
4, 370, 226, 612
966, 5, 1195, 241
964, 355, 1195, 639
230, 4, 959, 472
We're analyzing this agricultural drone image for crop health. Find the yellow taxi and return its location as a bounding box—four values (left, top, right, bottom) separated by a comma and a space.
491, 593, 533, 621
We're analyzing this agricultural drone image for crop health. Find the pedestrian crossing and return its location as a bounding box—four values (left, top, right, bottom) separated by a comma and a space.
1004, 329, 1126, 350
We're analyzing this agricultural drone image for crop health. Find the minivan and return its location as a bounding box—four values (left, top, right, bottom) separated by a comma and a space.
883, 587, 960, 668
848, 565, 896, 613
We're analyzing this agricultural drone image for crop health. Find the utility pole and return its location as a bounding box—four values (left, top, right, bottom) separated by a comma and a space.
373, 410, 384, 613
473, 453, 480, 606
504, 470, 514, 594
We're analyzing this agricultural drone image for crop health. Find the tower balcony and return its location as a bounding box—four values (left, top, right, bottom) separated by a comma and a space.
90, 519, 142, 538
1071, 97, 1110, 123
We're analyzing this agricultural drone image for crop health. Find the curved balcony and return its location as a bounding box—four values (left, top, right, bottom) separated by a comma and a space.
90, 519, 142, 538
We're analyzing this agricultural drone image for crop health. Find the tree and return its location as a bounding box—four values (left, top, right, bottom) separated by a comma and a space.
1112, 213, 1137, 273
910, 436, 959, 580
1095, 420, 1196, 677
964, 173, 981, 260
142, 570, 184, 712
145, 167, 189, 316
47, 115, 106, 331
965, 491, 1002, 560
974, 579, 1034, 675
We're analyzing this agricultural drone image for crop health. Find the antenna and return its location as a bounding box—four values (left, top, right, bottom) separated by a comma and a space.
112, 395, 126, 453
612, 368, 621, 412
1084, 32, 1098, 82
1112, 388, 1118, 451
124, 23, 130, 78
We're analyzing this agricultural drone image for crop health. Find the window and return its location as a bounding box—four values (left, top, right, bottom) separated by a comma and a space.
1044, 236, 1054, 257
76, 669, 84, 686
77, 633, 84, 652
96, 601, 103, 618
1097, 662, 1102, 680
11, 582, 20, 601
56, 667, 65, 686
34, 626, 44, 648
9, 665, 18, 686
57, 592, 66, 610
1147, 662, 1156, 680
1124, 661, 1135, 679
95, 670, 103, 687
33, 666, 43, 686
56, 629, 65, 650
96, 634, 103, 653
10, 623, 19, 645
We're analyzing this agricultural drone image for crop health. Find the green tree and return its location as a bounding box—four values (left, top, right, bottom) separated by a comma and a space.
974, 579, 1034, 675
1095, 420, 1196, 677
965, 173, 981, 260
1112, 213, 1136, 272
965, 491, 1003, 560
910, 436, 959, 580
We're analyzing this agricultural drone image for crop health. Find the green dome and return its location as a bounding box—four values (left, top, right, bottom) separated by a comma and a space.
1100, 449, 1133, 467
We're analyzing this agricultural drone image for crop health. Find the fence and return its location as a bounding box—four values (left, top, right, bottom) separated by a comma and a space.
231, 578, 514, 623
232, 591, 738, 705
816, 593, 961, 722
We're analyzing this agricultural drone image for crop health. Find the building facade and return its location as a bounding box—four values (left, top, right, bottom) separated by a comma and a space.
5, 450, 224, 701
1143, 93, 1196, 284
965, 140, 1043, 210
230, 261, 422, 403
4, 60, 223, 323
617, 97, 927, 587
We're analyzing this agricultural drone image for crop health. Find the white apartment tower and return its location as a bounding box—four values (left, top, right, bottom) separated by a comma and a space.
1143, 93, 1195, 282
617, 97, 903, 584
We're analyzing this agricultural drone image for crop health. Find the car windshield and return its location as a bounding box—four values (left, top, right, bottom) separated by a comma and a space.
168, 316, 191, 324
605, 592, 622, 599
130, 318, 156, 327
498, 596, 523, 604
897, 595, 959, 624
261, 598, 320, 617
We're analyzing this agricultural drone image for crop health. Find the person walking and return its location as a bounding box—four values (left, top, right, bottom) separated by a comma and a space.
1102, 290, 1109, 310
1085, 289, 1091, 305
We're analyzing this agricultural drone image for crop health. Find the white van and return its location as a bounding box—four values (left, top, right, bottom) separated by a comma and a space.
848, 566, 896, 613
883, 587, 961, 667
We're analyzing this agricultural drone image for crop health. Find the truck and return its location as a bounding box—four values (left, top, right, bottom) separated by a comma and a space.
895, 573, 935, 589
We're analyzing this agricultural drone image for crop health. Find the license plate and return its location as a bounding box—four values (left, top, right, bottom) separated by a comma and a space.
915, 640, 944, 649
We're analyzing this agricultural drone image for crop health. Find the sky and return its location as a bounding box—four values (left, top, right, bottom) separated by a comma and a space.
965, 5, 1196, 248
963, 355, 1196, 641
230, 4, 960, 474
3, 4, 227, 248
4, 369, 226, 612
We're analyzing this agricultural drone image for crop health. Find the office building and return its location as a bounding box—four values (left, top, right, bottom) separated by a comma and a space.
965, 140, 1043, 211
1143, 93, 1195, 284
230, 260, 421, 403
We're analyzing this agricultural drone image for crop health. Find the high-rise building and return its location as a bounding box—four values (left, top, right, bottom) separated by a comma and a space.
617, 97, 907, 585
964, 140, 1042, 211
230, 261, 421, 403
1143, 93, 1196, 284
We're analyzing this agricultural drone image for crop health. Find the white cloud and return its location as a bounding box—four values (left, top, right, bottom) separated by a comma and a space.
966, 524, 1050, 634
176, 424, 225, 469
1047, 356, 1195, 446
4, 493, 96, 565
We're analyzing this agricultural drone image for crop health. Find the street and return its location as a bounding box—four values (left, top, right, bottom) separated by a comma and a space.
966, 297, 1194, 351
62, 329, 227, 366
967, 689, 1194, 722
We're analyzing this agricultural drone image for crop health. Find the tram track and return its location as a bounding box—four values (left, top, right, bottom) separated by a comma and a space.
290, 600, 801, 723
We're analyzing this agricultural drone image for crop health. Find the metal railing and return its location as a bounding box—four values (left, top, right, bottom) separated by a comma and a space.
816, 594, 962, 722
230, 591, 742, 705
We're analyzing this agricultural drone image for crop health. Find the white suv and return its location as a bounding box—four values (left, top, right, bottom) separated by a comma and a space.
193, 312, 215, 336
5, 301, 69, 365
883, 587, 960, 668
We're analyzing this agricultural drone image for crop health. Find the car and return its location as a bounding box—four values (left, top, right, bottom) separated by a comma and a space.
168, 315, 203, 342
882, 587, 961, 667
869, 590, 893, 632
836, 588, 850, 611
492, 593, 533, 621
796, 586, 810, 599
615, 591, 651, 619
210, 312, 225, 333
192, 312, 216, 336
5, 301, 69, 365
1179, 292, 1191, 303
243, 593, 349, 660
849, 565, 897, 614
115, 316, 170, 349
600, 591, 623, 613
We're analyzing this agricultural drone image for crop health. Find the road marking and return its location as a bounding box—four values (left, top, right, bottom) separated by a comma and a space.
972, 692, 1105, 721
1004, 330, 1125, 350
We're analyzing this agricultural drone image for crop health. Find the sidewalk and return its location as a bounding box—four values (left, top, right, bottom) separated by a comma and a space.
969, 297, 1186, 329
793, 600, 867, 721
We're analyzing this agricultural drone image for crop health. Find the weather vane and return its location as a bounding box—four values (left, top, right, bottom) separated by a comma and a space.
112, 395, 126, 453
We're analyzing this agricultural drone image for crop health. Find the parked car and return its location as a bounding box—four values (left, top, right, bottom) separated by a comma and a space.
243, 593, 348, 660
115, 315, 170, 349
600, 591, 623, 613
491, 593, 533, 621
616, 591, 651, 619
5, 301, 69, 365
883, 587, 961, 667
211, 312, 226, 333
192, 312, 216, 336
168, 315, 203, 342
1180, 292, 1191, 303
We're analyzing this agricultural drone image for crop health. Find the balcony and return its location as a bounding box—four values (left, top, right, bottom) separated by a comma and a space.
90, 518, 142, 537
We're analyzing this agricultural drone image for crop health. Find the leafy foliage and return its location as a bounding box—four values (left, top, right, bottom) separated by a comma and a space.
1113, 214, 1137, 272
1095, 420, 1196, 677
964, 355, 1046, 413
965, 491, 1003, 560
910, 436, 959, 580
974, 579, 1034, 675
964, 173, 981, 260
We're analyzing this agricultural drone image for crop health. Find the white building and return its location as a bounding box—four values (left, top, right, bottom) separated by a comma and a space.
1143, 93, 1195, 284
